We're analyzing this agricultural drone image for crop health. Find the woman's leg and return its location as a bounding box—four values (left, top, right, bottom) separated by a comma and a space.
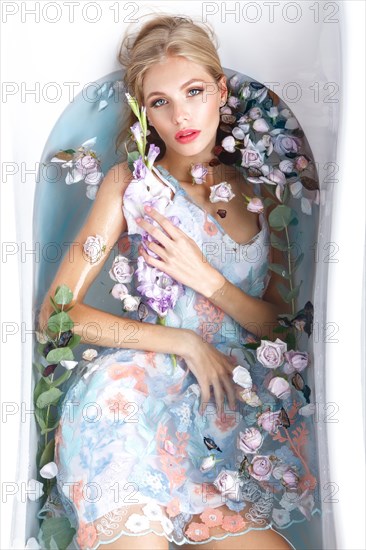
178, 528, 294, 550
97, 532, 169, 549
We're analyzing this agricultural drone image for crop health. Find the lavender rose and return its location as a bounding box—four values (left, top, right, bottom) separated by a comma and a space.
268, 377, 291, 400
213, 470, 241, 501
273, 134, 302, 156
241, 147, 264, 169
111, 283, 129, 300
109, 255, 134, 283
190, 163, 208, 184
283, 350, 309, 374
257, 410, 282, 434
247, 197, 264, 213
256, 338, 287, 369
209, 182, 235, 203
237, 428, 263, 454
249, 456, 273, 481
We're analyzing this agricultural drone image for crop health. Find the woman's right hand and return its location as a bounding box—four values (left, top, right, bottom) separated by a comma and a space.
182, 333, 239, 416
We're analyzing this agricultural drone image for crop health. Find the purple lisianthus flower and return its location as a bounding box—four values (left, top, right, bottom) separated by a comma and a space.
135, 256, 184, 317
133, 157, 147, 180
130, 121, 143, 146
146, 144, 160, 169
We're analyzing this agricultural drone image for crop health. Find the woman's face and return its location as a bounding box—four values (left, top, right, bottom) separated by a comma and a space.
143, 55, 226, 160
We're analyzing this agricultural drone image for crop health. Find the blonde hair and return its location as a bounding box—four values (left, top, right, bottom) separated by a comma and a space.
115, 14, 226, 160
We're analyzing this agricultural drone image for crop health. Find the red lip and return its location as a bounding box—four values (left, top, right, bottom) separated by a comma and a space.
175, 128, 200, 139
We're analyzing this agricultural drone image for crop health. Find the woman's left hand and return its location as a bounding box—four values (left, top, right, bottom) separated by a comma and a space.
136, 206, 225, 297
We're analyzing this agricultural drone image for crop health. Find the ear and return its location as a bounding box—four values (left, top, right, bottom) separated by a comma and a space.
218, 74, 228, 103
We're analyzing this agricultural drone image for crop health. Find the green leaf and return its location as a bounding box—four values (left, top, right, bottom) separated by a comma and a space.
41, 419, 60, 435
46, 346, 74, 363
270, 233, 288, 251
54, 285, 73, 305
263, 197, 276, 208
36, 387, 63, 409
34, 406, 47, 430
282, 184, 290, 203
127, 150, 140, 172
33, 362, 45, 376
293, 253, 304, 272
286, 282, 302, 301
39, 438, 55, 469
47, 311, 74, 333
39, 517, 76, 550
34, 378, 50, 406
285, 331, 297, 351
50, 369, 72, 388
273, 325, 289, 333
241, 347, 257, 366
67, 333, 81, 349
268, 263, 290, 279
49, 295, 61, 314
268, 205, 296, 230
277, 283, 292, 303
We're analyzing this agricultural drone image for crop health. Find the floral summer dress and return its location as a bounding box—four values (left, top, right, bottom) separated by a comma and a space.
53, 164, 319, 548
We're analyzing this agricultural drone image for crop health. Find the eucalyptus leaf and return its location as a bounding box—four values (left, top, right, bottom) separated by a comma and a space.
36, 387, 63, 409
41, 419, 60, 435
241, 347, 257, 366
54, 285, 73, 306
277, 283, 292, 303
67, 333, 81, 349
46, 346, 74, 363
33, 362, 45, 376
293, 253, 304, 272
34, 407, 47, 430
270, 233, 288, 251
34, 378, 50, 406
268, 263, 290, 279
273, 325, 289, 333
268, 205, 296, 231
47, 311, 74, 334
263, 197, 276, 208
51, 369, 72, 388
286, 282, 303, 301
38, 516, 76, 550
49, 296, 61, 314
39, 438, 55, 469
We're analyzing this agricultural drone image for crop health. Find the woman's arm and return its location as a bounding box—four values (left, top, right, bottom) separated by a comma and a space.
201, 251, 291, 341
37, 161, 197, 356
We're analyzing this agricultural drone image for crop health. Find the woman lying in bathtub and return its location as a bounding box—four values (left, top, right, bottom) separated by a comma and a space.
38, 13, 317, 550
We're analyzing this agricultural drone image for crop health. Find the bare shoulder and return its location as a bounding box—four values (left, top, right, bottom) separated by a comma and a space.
100, 160, 133, 195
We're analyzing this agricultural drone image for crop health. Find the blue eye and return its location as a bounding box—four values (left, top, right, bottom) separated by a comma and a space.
150, 88, 203, 108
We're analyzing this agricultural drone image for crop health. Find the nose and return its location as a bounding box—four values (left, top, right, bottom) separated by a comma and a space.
171, 101, 189, 125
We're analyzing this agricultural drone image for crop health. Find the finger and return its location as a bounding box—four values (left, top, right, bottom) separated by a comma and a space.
221, 374, 237, 412
144, 207, 182, 241
198, 381, 211, 416
212, 381, 225, 417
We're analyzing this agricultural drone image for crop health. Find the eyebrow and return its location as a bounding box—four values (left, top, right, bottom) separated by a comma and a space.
146, 78, 207, 101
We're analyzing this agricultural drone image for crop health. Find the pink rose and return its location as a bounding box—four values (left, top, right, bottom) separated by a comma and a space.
247, 197, 264, 213
257, 410, 282, 434
273, 464, 299, 492
237, 428, 263, 454
283, 350, 309, 374
213, 470, 241, 501
256, 339, 287, 369
249, 456, 273, 481
267, 377, 291, 400
294, 155, 309, 172
109, 255, 134, 283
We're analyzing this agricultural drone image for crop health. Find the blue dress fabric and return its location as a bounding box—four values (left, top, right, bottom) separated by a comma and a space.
53, 164, 319, 548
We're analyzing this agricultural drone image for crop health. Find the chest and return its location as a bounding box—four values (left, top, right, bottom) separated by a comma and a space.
178, 178, 261, 246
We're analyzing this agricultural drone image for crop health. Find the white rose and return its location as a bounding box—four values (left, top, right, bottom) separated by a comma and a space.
82, 348, 98, 361
122, 295, 141, 311
40, 461, 58, 479
109, 255, 134, 283
209, 182, 235, 203
83, 234, 106, 263
232, 365, 252, 389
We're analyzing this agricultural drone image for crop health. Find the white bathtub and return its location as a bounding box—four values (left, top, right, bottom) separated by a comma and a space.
1, 1, 365, 549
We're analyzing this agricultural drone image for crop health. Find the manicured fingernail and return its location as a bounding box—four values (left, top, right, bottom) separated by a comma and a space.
136, 217, 142, 223
144, 205, 152, 212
